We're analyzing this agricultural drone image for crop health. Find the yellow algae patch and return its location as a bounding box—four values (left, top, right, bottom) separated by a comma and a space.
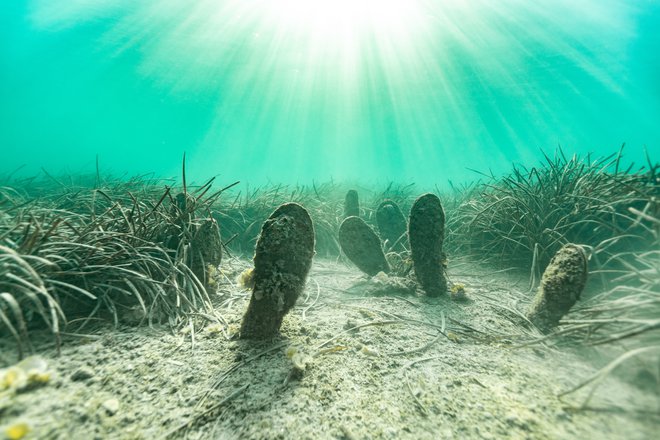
4, 422, 30, 440
237, 267, 255, 289
0, 356, 50, 392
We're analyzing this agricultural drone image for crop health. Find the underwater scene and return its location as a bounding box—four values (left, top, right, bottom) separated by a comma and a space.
1, 0, 659, 439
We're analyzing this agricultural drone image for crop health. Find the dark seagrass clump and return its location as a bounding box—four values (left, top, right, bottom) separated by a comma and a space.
240, 203, 315, 339
344, 190, 360, 218
160, 192, 196, 251
376, 199, 407, 252
159, 192, 222, 288
338, 216, 390, 276
526, 244, 588, 333
408, 193, 447, 296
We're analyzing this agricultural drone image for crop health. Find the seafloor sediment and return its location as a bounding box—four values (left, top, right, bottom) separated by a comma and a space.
0, 259, 657, 439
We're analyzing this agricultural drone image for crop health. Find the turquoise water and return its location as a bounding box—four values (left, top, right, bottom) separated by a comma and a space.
2, 0, 659, 186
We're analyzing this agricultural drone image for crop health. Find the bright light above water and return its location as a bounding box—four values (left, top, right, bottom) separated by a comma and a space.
274, 0, 422, 37
2, 0, 659, 184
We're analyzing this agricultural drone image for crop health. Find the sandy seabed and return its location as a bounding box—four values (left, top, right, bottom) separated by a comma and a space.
1, 258, 658, 439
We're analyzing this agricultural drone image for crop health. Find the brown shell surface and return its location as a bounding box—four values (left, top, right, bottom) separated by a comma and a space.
408, 193, 447, 296
344, 189, 360, 218
240, 203, 315, 338
526, 244, 588, 333
376, 200, 407, 250
339, 216, 390, 276
252, 203, 315, 307
192, 218, 222, 266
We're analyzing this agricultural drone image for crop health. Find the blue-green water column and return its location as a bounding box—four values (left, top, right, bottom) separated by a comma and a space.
1, 0, 659, 185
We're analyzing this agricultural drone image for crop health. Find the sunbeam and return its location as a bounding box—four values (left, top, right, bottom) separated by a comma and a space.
2, 0, 658, 183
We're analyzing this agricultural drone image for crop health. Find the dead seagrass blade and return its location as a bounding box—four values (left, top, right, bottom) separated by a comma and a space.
376, 199, 407, 252
409, 193, 447, 296
344, 189, 360, 218
526, 244, 588, 333
338, 216, 390, 276
240, 203, 315, 339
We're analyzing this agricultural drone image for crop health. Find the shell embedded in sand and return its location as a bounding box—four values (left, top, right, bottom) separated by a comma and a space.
338, 216, 390, 276
190, 217, 223, 285
526, 243, 588, 333
239, 203, 315, 339
375, 199, 407, 252
408, 193, 447, 296
343, 189, 360, 218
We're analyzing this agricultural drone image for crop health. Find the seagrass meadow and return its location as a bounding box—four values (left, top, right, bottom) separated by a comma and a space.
2, 0, 660, 438
1, 149, 658, 438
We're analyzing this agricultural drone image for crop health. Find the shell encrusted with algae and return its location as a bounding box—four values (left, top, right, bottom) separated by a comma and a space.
376, 200, 407, 252
408, 193, 447, 296
239, 203, 315, 339
343, 190, 360, 218
190, 217, 223, 285
339, 216, 390, 276
526, 244, 588, 333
